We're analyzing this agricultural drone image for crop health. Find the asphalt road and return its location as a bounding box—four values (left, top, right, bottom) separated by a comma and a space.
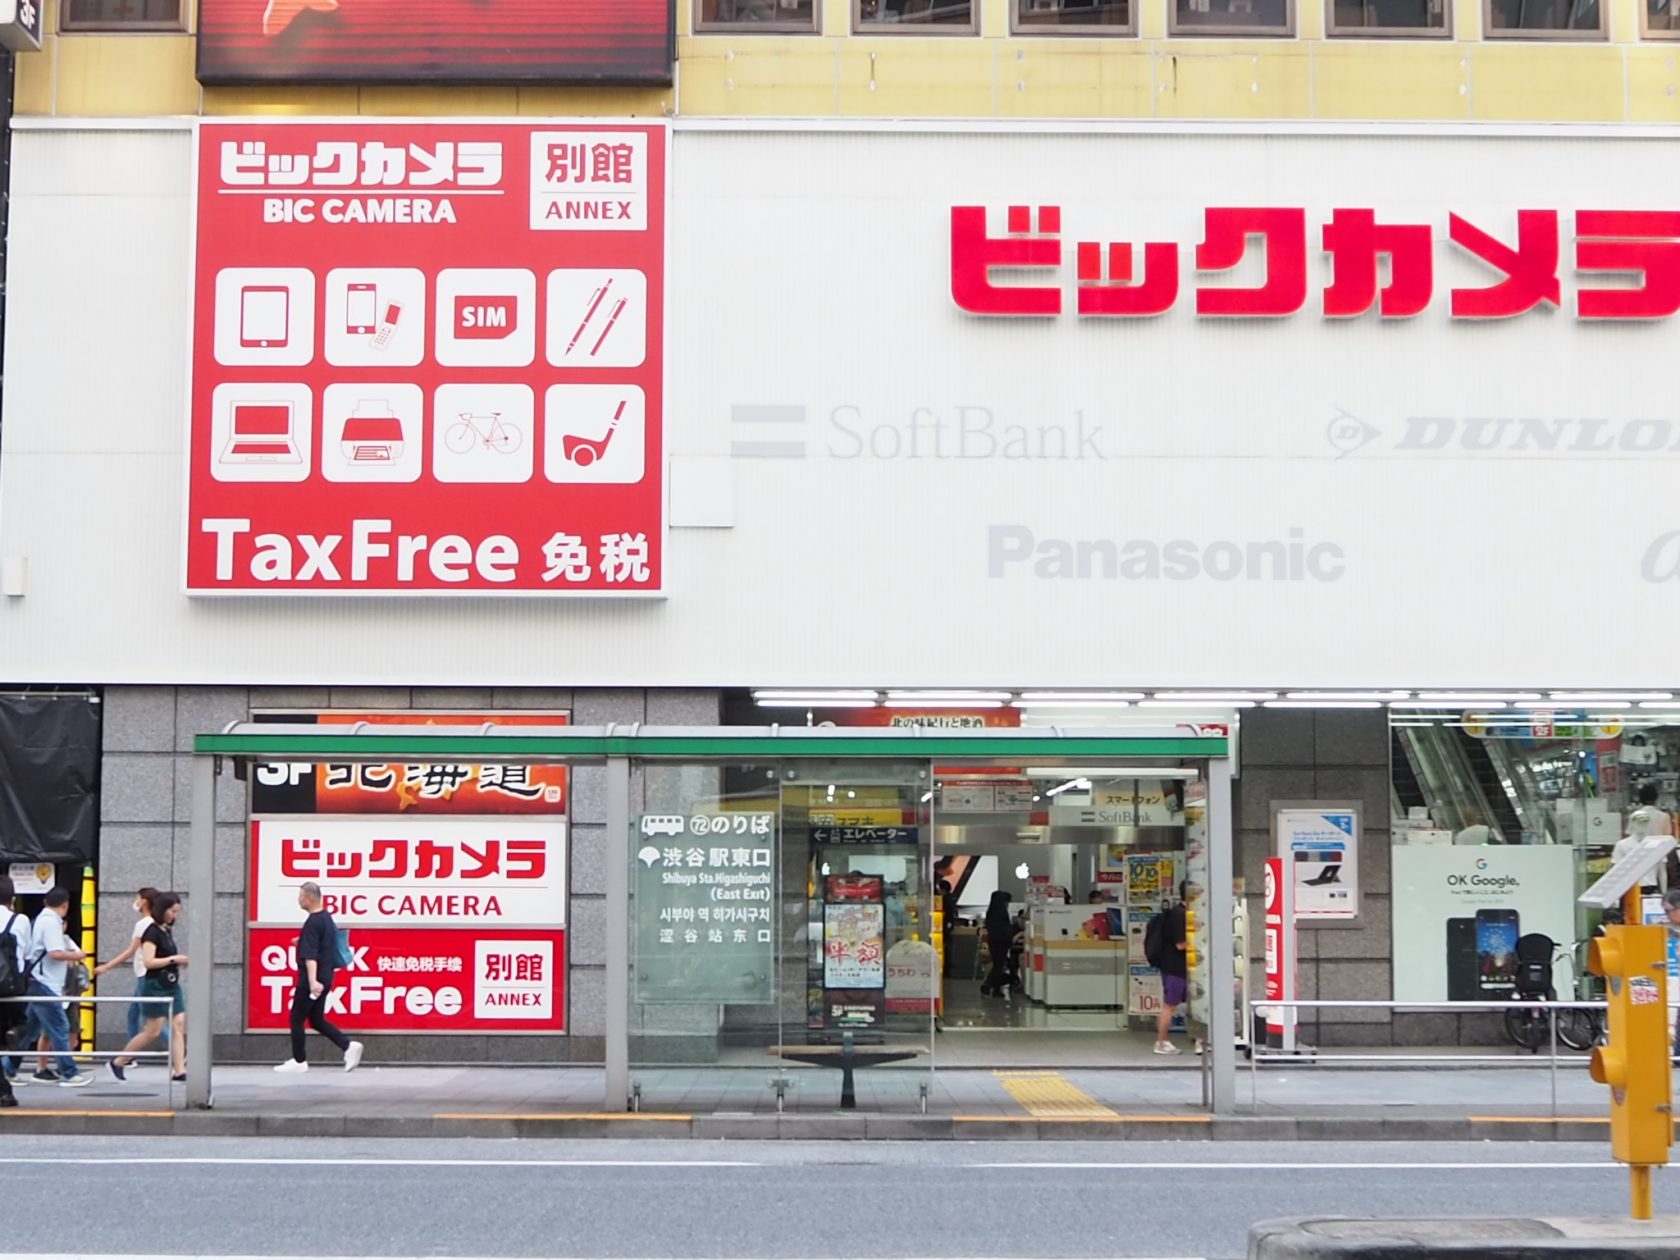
4, 1137, 1675, 1260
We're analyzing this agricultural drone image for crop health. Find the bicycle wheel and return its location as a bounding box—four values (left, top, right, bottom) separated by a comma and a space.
445, 421, 476, 454
1556, 1008, 1597, 1052
1504, 1006, 1546, 1052
490, 423, 523, 455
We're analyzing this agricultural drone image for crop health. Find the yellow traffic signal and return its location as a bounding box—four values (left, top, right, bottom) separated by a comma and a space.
1185, 904, 1199, 969
1587, 922, 1672, 1217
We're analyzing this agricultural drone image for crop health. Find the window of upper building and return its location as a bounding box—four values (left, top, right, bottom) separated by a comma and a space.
1013, 0, 1135, 33
60, 0, 185, 30
1328, 0, 1448, 34
855, 0, 977, 32
1484, 0, 1603, 36
696, 0, 818, 32
1643, 0, 1680, 35
1169, 0, 1292, 34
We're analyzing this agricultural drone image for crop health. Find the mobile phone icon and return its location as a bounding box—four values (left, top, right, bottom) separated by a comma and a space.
1475, 908, 1520, 996
346, 283, 377, 335
370, 303, 403, 351
1446, 917, 1477, 1002
239, 286, 290, 349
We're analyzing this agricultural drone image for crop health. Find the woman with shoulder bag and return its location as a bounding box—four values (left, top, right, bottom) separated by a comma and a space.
108, 892, 187, 1083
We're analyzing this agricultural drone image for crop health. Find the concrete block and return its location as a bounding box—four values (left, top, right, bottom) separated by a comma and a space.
695, 1115, 780, 1140
865, 1115, 953, 1139
99, 824, 176, 892
490, 688, 574, 711
248, 687, 331, 710
210, 896, 245, 965
101, 754, 175, 824
1314, 709, 1388, 767
570, 824, 607, 898
103, 686, 176, 754
1315, 911, 1391, 961
211, 960, 245, 1033
173, 756, 247, 826
1362, 839, 1393, 895
571, 765, 609, 827
1313, 1023, 1392, 1046
1240, 770, 1317, 832
572, 689, 647, 726
568, 895, 606, 967
1241, 709, 1316, 768
646, 689, 721, 726
412, 688, 495, 710
1317, 961, 1393, 1023
569, 964, 606, 1038
175, 687, 250, 752
258, 1115, 348, 1137
1212, 1115, 1297, 1141
213, 825, 248, 896
1392, 1011, 1459, 1045
1238, 829, 1272, 892
325, 688, 412, 710
777, 1114, 870, 1140
1249, 1214, 1680, 1259
1295, 1117, 1387, 1141
1311, 767, 1392, 824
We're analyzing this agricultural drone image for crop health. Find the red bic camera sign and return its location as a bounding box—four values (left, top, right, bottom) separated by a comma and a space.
186, 121, 666, 595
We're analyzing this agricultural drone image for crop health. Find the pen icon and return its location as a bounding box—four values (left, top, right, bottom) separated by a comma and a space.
590, 298, 627, 358
565, 279, 613, 357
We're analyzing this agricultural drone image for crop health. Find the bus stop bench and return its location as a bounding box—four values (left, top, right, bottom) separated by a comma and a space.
767, 1032, 927, 1110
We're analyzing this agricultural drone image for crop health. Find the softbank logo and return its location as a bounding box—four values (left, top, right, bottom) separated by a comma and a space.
988, 526, 1346, 581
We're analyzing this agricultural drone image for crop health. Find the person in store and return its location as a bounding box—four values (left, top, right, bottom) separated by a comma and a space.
1665, 889, 1680, 1058
980, 890, 1014, 998
1153, 882, 1190, 1056
1453, 809, 1493, 846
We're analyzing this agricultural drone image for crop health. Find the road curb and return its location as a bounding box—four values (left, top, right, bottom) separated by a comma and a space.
0, 1111, 1622, 1140
1249, 1216, 1680, 1259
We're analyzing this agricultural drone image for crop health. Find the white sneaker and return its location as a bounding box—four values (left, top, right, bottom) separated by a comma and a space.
273, 1059, 309, 1074
1153, 1041, 1182, 1056
343, 1042, 364, 1073
58, 1073, 92, 1087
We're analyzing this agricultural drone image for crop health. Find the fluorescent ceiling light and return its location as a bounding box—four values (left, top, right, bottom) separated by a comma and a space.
1638, 702, 1680, 710
885, 690, 1011, 702
1024, 767, 1199, 778
1138, 700, 1255, 709
884, 699, 1005, 709
1285, 691, 1410, 702
1044, 778, 1091, 796
1416, 692, 1542, 702
1152, 691, 1277, 701
1265, 700, 1381, 710
1548, 692, 1673, 702
755, 700, 880, 709
753, 689, 879, 701
1017, 692, 1146, 702
1391, 700, 1507, 709
1013, 700, 1131, 709
1515, 700, 1630, 710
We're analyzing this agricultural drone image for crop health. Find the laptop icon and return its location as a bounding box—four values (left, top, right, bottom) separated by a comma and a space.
220, 402, 302, 465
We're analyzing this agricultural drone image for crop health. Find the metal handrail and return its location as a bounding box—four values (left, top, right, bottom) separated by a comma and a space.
1245, 997, 1614, 1116
3, 994, 180, 1104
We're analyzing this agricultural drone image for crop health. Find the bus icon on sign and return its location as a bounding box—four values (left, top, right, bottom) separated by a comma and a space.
641, 815, 685, 838
456, 295, 515, 340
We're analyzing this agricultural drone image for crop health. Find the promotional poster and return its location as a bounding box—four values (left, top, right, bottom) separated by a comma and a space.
1391, 846, 1575, 1003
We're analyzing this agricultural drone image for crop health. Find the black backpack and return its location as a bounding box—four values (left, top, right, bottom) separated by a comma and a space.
1143, 909, 1169, 969
0, 912, 32, 1000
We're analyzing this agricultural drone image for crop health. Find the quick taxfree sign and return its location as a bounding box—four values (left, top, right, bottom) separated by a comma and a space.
186, 121, 666, 595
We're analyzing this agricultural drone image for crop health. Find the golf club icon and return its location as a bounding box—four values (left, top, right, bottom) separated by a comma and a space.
562, 399, 627, 468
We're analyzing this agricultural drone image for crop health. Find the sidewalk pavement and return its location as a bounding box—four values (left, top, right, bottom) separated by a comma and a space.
0, 1053, 1621, 1141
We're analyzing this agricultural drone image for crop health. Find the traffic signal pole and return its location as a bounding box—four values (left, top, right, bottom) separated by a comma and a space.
1623, 886, 1654, 1222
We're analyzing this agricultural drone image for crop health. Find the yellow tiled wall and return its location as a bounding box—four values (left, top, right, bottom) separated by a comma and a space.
16, 0, 1680, 121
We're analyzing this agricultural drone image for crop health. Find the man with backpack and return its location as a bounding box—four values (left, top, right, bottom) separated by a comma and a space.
6, 888, 91, 1087
0, 875, 23, 1106
273, 881, 363, 1075
1144, 882, 1190, 1057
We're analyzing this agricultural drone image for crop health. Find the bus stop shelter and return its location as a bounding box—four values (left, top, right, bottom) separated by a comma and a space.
188, 722, 1239, 1114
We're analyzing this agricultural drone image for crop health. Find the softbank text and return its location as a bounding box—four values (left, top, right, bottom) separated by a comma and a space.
830, 405, 1106, 460
990, 526, 1346, 581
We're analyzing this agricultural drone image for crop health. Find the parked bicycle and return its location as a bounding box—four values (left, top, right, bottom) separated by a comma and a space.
1503, 932, 1599, 1052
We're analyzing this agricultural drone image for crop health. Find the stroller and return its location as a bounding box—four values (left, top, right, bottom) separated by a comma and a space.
1503, 933, 1597, 1052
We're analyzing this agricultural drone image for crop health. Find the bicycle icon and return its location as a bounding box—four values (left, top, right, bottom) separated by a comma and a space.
445, 411, 523, 456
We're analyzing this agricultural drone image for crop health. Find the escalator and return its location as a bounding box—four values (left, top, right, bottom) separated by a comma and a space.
1392, 720, 1547, 843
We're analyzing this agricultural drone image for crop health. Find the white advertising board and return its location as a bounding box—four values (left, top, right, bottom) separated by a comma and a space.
1391, 845, 1575, 1003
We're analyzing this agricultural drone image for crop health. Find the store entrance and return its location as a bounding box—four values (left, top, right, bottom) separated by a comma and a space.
932, 771, 1197, 1067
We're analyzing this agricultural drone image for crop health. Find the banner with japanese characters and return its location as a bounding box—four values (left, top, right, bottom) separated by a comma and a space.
246, 927, 566, 1034
633, 810, 775, 1005
187, 120, 665, 596
250, 710, 569, 815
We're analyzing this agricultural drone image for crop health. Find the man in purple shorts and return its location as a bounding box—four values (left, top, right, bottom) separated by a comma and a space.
1153, 881, 1191, 1056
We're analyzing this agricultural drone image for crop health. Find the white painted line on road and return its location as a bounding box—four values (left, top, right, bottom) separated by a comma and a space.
0, 1255, 1206, 1260
973, 1161, 1638, 1171
0, 1157, 761, 1169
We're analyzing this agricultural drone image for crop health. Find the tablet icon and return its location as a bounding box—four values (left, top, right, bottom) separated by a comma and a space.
214, 269, 315, 367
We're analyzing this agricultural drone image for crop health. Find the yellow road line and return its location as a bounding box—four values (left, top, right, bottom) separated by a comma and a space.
0, 1110, 174, 1118
433, 1111, 693, 1121
993, 1071, 1117, 1118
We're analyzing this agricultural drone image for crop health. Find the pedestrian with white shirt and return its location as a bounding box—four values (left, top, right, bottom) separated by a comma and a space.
93, 886, 171, 1057
109, 891, 187, 1083
5, 888, 90, 1087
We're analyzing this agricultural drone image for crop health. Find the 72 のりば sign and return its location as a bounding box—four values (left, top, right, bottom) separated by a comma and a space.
184, 120, 666, 596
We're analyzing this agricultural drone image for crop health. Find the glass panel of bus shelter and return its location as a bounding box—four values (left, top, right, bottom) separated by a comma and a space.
929, 767, 1208, 1083
776, 761, 935, 1113
628, 760, 786, 1111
